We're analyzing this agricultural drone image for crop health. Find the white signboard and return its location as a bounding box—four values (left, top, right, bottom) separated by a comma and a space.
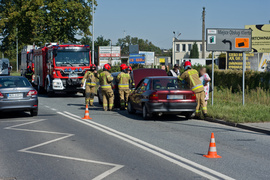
99, 46, 121, 57
99, 46, 121, 66
139, 51, 155, 64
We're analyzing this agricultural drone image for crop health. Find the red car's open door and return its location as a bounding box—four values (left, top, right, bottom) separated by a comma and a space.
132, 68, 167, 87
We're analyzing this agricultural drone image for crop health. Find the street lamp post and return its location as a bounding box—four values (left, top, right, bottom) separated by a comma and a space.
92, 0, 95, 65
16, 27, 18, 72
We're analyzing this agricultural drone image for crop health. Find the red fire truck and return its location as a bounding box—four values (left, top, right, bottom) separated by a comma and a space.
32, 43, 91, 95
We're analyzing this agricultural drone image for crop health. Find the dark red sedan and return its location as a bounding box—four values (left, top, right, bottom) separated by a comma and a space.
128, 76, 197, 120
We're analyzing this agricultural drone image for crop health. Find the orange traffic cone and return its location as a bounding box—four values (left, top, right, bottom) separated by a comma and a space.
82, 105, 92, 120
203, 133, 222, 158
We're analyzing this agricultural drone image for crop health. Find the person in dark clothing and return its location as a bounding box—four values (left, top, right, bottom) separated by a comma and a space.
168, 64, 180, 77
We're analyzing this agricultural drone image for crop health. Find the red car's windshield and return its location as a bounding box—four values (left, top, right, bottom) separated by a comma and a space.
152, 78, 188, 90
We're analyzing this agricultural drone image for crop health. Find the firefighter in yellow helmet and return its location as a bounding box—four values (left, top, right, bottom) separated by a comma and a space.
117, 64, 131, 110
99, 64, 114, 111
81, 64, 99, 106
178, 61, 207, 118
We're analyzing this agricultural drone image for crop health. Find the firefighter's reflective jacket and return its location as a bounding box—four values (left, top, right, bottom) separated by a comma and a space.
178, 68, 204, 93
117, 72, 130, 90
81, 71, 99, 87
99, 71, 113, 89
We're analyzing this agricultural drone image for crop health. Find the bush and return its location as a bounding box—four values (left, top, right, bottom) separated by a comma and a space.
212, 70, 270, 91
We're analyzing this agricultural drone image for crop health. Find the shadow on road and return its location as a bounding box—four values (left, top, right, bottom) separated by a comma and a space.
115, 109, 189, 122
0, 111, 31, 119
38, 93, 84, 99
0, 111, 57, 120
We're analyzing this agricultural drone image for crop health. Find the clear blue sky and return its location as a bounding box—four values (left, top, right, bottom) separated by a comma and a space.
94, 0, 270, 49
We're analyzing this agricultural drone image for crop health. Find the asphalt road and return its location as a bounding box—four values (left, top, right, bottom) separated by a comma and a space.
0, 93, 269, 180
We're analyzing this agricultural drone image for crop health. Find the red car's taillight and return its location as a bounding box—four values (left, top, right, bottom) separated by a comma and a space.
149, 92, 159, 100
192, 92, 196, 100
27, 90, 38, 97
0, 92, 3, 98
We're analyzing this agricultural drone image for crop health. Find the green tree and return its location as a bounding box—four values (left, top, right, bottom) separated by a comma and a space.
80, 35, 110, 54
116, 35, 162, 55
0, 0, 96, 62
190, 42, 199, 58
80, 35, 110, 64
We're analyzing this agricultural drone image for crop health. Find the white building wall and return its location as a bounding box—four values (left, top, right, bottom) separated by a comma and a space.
172, 39, 218, 66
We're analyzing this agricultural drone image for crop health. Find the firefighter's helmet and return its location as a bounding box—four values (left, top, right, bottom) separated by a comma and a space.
184, 61, 192, 70
90, 64, 96, 69
120, 64, 128, 71
127, 66, 132, 71
104, 64, 111, 71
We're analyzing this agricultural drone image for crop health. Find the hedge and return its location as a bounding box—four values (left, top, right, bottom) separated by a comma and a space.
212, 70, 270, 91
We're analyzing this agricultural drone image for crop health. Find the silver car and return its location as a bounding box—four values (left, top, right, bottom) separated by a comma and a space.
0, 76, 38, 116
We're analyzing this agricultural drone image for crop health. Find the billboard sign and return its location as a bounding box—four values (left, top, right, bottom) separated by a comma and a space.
99, 46, 121, 66
139, 51, 155, 64
206, 28, 252, 52
227, 52, 270, 71
245, 24, 270, 53
129, 45, 139, 54
129, 54, 145, 64
99, 46, 121, 57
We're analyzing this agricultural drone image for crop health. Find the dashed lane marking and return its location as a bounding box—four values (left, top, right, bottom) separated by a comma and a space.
4, 119, 124, 180
60, 111, 235, 180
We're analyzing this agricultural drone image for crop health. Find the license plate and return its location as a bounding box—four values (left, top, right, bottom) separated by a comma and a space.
7, 93, 23, 99
167, 95, 184, 100
69, 73, 78, 78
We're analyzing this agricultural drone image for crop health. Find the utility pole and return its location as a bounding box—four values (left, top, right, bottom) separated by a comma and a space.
202, 7, 206, 59
92, 0, 95, 65
16, 27, 18, 72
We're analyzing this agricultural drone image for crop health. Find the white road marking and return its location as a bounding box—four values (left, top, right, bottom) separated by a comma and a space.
61, 111, 235, 180
4, 119, 124, 179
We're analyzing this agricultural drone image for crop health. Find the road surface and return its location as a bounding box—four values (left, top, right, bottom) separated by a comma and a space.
0, 94, 269, 180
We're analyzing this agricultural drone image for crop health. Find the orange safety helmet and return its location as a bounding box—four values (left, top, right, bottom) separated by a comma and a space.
127, 66, 132, 71
184, 61, 192, 70
104, 64, 111, 71
120, 64, 128, 71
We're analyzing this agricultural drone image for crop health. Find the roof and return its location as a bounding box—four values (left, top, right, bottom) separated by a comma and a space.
147, 76, 177, 79
174, 39, 204, 43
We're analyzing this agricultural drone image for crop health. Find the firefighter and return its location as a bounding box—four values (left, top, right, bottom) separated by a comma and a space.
178, 61, 207, 118
25, 66, 34, 82
99, 64, 114, 111
81, 64, 99, 106
127, 66, 135, 88
117, 64, 131, 110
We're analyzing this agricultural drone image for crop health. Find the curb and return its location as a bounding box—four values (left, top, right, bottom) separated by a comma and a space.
204, 117, 270, 135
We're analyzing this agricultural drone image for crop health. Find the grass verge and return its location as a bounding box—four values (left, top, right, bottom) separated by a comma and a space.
10, 71, 21, 76
207, 87, 270, 123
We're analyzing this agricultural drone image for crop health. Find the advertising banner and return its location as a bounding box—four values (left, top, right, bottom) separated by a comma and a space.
129, 54, 145, 64
227, 52, 270, 71
99, 46, 121, 57
139, 51, 155, 64
245, 24, 270, 53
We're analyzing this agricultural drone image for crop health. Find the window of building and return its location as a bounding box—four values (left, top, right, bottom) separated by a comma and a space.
188, 44, 192, 51
176, 44, 180, 52
200, 44, 202, 52
176, 60, 180, 65
182, 44, 186, 52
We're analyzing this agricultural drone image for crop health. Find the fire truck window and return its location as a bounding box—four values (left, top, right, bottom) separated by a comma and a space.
55, 51, 89, 67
